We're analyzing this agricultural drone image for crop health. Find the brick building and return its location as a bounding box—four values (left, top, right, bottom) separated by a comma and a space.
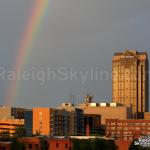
106, 119, 150, 141
47, 138, 72, 150
115, 140, 132, 150
18, 137, 41, 150
0, 137, 72, 150
0, 141, 11, 150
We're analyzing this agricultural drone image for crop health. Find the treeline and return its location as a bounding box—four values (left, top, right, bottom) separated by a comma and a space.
72, 138, 117, 150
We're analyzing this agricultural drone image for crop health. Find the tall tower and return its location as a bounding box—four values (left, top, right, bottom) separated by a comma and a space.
112, 50, 149, 118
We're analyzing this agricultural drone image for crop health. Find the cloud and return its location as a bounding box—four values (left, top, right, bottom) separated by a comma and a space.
0, 0, 150, 107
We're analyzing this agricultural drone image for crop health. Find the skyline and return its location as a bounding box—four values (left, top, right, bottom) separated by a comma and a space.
0, 0, 150, 107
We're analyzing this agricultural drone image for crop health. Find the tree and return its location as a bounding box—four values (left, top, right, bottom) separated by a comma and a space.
14, 127, 26, 137
40, 137, 48, 150
72, 138, 117, 150
10, 138, 24, 150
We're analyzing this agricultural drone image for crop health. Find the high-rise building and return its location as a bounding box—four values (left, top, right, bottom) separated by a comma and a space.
112, 50, 149, 118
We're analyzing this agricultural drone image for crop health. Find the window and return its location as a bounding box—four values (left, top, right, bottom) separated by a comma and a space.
65, 143, 68, 148
56, 143, 59, 148
23, 145, 25, 150
35, 144, 39, 150
29, 144, 32, 149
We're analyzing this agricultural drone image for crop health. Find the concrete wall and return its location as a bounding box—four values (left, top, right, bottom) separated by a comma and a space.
81, 106, 132, 125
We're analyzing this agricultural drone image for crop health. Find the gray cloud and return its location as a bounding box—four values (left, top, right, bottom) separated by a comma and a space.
0, 0, 150, 107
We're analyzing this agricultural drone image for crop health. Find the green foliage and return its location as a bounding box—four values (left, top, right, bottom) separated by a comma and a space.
40, 137, 48, 150
10, 138, 24, 150
89, 127, 105, 136
72, 138, 117, 150
15, 127, 26, 137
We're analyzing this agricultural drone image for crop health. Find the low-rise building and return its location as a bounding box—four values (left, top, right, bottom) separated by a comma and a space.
0, 137, 72, 150
47, 138, 72, 150
115, 140, 132, 150
18, 137, 41, 150
33, 108, 69, 136
106, 119, 150, 141
0, 141, 11, 150
78, 95, 132, 125
144, 112, 150, 120
0, 119, 24, 137
84, 114, 101, 136
0, 106, 25, 119
24, 109, 33, 136
59, 102, 84, 135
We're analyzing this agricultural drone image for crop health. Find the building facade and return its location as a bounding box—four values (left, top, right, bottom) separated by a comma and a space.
112, 50, 149, 118
59, 103, 84, 135
84, 114, 101, 136
0, 137, 72, 150
106, 119, 150, 141
33, 108, 69, 136
47, 138, 72, 150
0, 106, 25, 119
144, 112, 150, 120
0, 119, 24, 137
0, 141, 11, 150
78, 96, 132, 125
24, 110, 33, 136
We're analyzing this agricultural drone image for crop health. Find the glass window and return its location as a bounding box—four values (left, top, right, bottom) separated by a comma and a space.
29, 144, 32, 149
65, 143, 68, 148
35, 144, 39, 150
56, 143, 59, 148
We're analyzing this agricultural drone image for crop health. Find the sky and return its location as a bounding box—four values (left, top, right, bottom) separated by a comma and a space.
0, 0, 150, 108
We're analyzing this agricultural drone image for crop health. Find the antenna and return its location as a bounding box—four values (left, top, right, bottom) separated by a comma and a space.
69, 94, 75, 105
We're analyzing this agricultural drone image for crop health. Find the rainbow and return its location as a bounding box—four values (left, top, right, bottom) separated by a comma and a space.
5, 0, 49, 105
